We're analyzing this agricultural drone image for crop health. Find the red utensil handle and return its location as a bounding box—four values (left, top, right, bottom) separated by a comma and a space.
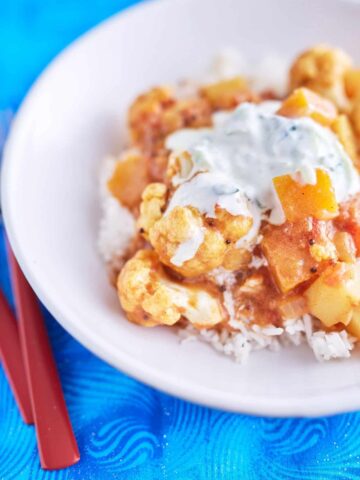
0, 289, 33, 424
8, 249, 80, 470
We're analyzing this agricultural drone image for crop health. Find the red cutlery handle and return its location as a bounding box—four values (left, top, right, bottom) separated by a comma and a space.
0, 289, 33, 424
8, 249, 80, 470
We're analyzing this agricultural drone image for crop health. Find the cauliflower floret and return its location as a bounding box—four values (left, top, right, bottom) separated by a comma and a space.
222, 247, 252, 271
118, 249, 224, 327
128, 86, 175, 144
162, 98, 212, 131
138, 171, 253, 277
149, 206, 227, 277
137, 183, 167, 239
213, 208, 252, 243
147, 203, 253, 277
128, 86, 211, 150
128, 88, 212, 181
289, 45, 352, 110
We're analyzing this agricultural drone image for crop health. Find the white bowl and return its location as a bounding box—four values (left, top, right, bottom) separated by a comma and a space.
3, 0, 360, 417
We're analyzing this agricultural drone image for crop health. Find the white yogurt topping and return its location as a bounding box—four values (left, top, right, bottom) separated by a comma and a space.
166, 172, 251, 218
164, 102, 360, 265
166, 102, 359, 224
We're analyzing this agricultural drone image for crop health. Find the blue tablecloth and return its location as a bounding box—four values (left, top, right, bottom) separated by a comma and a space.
1, 2, 360, 479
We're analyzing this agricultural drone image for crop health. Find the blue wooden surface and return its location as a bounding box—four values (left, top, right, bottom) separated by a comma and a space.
1, 2, 360, 479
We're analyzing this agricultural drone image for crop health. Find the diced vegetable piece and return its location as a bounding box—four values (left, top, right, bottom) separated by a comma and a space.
273, 169, 338, 222
277, 88, 337, 126
336, 195, 360, 253
278, 294, 308, 319
333, 231, 356, 263
347, 306, 360, 338
108, 151, 149, 210
305, 262, 360, 327
222, 247, 251, 271
332, 114, 358, 163
261, 219, 328, 292
200, 77, 253, 110
345, 69, 360, 99
350, 99, 360, 141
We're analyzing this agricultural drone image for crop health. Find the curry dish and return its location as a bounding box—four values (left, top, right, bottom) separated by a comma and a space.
99, 45, 360, 362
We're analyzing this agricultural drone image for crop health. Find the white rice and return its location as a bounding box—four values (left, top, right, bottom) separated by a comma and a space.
98, 51, 356, 363
97, 156, 136, 263
309, 330, 355, 362
179, 317, 355, 364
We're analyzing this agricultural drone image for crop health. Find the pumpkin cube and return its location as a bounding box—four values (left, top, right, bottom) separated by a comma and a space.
261, 220, 325, 292
345, 69, 360, 99
347, 306, 360, 338
273, 169, 338, 222
305, 262, 360, 327
107, 150, 149, 210
333, 231, 356, 263
200, 77, 252, 110
277, 87, 337, 126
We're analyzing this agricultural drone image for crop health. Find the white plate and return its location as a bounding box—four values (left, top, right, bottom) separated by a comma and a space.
3, 0, 360, 417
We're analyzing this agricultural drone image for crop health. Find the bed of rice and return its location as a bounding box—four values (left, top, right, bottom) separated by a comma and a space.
98, 51, 357, 364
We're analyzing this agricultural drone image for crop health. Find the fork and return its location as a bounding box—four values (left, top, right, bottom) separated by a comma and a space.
0, 109, 80, 469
